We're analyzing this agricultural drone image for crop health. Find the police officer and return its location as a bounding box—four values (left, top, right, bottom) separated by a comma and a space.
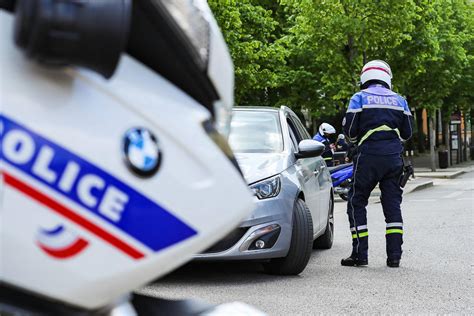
341, 60, 413, 268
336, 134, 349, 152
313, 123, 336, 166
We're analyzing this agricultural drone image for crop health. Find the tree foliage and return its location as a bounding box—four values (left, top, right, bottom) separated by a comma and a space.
208, 0, 289, 106
209, 0, 474, 119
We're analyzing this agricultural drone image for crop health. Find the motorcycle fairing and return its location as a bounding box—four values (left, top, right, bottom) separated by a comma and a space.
2, 115, 197, 259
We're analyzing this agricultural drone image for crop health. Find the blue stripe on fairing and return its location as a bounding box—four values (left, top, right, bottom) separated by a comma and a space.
0, 115, 197, 252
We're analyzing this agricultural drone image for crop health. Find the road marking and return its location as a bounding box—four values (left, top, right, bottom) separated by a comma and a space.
456, 197, 474, 201
444, 191, 464, 199
408, 199, 437, 202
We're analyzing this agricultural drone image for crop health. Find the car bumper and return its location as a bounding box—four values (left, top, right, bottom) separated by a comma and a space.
194, 194, 293, 261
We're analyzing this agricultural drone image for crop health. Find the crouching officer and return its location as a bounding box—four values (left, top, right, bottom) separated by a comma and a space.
336, 134, 349, 152
313, 123, 336, 166
341, 60, 413, 268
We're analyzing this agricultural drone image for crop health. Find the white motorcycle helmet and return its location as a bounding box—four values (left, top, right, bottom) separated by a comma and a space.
360, 59, 393, 89
0, 0, 256, 314
319, 123, 336, 136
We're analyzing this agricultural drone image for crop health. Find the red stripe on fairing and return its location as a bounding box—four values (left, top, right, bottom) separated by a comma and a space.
362, 66, 390, 75
3, 172, 145, 260
38, 238, 89, 259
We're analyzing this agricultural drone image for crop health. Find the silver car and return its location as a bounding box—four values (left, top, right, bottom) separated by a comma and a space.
196, 106, 334, 275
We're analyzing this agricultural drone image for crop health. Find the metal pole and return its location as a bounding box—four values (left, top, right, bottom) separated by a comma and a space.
444, 118, 451, 166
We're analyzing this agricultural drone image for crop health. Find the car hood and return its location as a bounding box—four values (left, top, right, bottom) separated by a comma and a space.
235, 153, 290, 185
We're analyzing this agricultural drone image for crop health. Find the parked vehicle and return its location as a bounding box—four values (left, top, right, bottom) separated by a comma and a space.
0, 1, 262, 315
196, 106, 335, 275
329, 163, 353, 201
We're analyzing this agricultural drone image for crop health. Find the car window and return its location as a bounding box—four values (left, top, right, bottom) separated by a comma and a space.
287, 117, 303, 142
287, 121, 299, 152
229, 111, 284, 153
286, 117, 302, 149
291, 115, 311, 140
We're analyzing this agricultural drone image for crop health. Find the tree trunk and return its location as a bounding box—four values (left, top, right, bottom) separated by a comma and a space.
415, 108, 425, 153
471, 108, 474, 160
429, 110, 437, 172
437, 109, 442, 146
463, 111, 468, 162
313, 117, 318, 136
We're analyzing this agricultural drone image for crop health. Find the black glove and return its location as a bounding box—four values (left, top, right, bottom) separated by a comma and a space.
399, 160, 414, 188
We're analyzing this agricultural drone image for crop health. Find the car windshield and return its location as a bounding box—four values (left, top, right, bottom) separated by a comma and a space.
229, 110, 283, 153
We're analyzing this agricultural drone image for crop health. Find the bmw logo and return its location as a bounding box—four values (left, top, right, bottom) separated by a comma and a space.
123, 127, 161, 177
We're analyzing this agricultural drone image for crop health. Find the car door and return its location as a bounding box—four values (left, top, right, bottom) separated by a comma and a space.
286, 115, 321, 235
295, 117, 330, 232
316, 161, 332, 232
289, 115, 327, 233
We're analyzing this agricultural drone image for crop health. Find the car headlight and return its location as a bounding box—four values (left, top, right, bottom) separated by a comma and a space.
250, 175, 281, 200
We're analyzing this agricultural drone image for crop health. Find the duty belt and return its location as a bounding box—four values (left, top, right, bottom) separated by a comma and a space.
358, 124, 400, 145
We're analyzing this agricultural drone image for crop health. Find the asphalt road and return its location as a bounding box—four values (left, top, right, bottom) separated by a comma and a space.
138, 171, 474, 314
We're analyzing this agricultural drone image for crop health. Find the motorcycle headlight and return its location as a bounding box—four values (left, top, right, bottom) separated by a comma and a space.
158, 0, 211, 70
213, 100, 232, 138
250, 175, 281, 200
202, 120, 242, 175
130, 0, 234, 138
156, 0, 233, 138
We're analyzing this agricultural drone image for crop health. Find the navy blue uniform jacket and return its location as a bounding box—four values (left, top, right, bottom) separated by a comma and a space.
342, 85, 413, 155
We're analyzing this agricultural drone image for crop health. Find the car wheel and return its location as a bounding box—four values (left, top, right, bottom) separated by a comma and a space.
313, 194, 334, 249
263, 198, 313, 276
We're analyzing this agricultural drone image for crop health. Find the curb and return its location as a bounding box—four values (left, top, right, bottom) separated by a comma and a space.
414, 170, 467, 179
334, 179, 434, 203
445, 171, 464, 179
405, 180, 434, 194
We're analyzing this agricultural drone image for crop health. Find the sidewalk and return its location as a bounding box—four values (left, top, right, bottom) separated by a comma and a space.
334, 177, 434, 203
410, 152, 474, 170
414, 159, 474, 179
403, 177, 434, 193
334, 156, 473, 203
370, 177, 434, 197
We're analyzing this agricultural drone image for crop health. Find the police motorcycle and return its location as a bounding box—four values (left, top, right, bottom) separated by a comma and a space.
329, 143, 413, 201
0, 0, 264, 315
329, 163, 353, 201
329, 140, 355, 201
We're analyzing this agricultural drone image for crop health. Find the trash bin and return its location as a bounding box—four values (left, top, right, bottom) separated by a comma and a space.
438, 150, 449, 169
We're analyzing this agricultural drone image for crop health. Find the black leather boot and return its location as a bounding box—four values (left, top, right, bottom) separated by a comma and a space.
387, 258, 400, 268
341, 256, 368, 266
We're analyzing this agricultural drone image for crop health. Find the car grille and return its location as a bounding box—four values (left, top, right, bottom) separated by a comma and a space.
201, 227, 249, 254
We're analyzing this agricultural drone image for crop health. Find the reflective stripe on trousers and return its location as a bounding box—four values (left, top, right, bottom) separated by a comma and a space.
386, 222, 403, 235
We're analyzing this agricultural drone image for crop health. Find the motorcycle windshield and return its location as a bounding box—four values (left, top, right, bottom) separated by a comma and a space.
127, 0, 233, 115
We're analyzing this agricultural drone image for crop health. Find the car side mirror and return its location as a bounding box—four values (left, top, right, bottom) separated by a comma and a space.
295, 140, 325, 159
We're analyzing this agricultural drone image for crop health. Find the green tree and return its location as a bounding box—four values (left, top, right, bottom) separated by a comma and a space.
208, 0, 289, 106
280, 0, 418, 117
209, 0, 474, 147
